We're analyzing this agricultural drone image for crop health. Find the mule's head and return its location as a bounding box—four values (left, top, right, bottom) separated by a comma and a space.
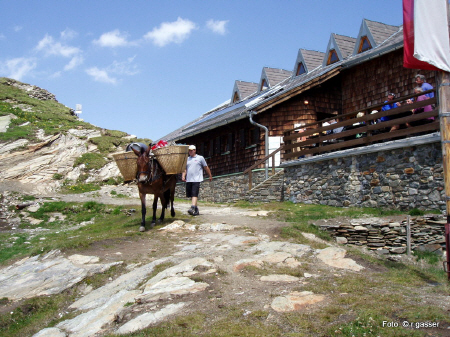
132, 145, 152, 183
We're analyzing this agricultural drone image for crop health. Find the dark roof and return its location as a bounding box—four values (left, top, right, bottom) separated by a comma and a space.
333, 34, 357, 59
300, 49, 325, 72
232, 80, 258, 102
260, 67, 292, 89
365, 19, 399, 45
160, 21, 402, 143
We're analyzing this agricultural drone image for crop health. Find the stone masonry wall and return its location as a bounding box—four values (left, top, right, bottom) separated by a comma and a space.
283, 141, 445, 212
175, 170, 269, 203
318, 216, 446, 255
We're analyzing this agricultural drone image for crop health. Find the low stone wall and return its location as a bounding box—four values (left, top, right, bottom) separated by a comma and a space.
318, 216, 446, 255
175, 170, 270, 203
282, 135, 445, 211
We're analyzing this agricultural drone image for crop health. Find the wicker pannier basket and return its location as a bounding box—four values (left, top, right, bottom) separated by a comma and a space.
153, 145, 189, 174
112, 152, 137, 182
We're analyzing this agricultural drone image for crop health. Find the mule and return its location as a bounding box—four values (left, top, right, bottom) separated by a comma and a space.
132, 145, 176, 232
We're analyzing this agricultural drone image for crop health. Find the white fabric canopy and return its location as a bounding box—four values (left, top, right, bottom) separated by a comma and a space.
414, 0, 450, 72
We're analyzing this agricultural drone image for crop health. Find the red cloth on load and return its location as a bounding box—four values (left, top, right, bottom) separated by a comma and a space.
151, 140, 168, 150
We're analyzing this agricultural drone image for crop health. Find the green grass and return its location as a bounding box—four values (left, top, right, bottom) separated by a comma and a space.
62, 183, 102, 194
0, 201, 150, 264
73, 153, 108, 170
0, 77, 151, 158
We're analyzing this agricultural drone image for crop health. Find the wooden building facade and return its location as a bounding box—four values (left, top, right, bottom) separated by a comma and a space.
161, 20, 436, 177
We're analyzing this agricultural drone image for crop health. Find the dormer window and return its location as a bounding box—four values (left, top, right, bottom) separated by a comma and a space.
358, 36, 372, 53
296, 62, 306, 76
260, 79, 268, 91
327, 49, 339, 65
232, 91, 240, 103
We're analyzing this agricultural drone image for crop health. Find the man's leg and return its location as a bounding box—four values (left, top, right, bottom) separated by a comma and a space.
192, 183, 200, 215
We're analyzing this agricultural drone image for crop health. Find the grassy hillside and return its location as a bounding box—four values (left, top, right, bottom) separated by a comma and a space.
0, 77, 151, 151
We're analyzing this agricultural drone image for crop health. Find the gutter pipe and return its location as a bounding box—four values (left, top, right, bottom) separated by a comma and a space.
249, 110, 269, 180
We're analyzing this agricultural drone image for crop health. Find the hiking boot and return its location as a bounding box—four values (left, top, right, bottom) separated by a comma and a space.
192, 207, 200, 216
188, 206, 195, 215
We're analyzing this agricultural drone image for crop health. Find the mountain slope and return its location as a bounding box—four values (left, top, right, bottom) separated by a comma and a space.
0, 78, 150, 194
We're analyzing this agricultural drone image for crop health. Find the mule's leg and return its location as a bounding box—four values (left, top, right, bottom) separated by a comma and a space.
158, 193, 167, 223
139, 192, 146, 232
151, 197, 158, 228
170, 182, 176, 217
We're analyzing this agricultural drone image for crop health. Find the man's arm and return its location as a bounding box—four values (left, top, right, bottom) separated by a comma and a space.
182, 170, 187, 182
204, 166, 212, 181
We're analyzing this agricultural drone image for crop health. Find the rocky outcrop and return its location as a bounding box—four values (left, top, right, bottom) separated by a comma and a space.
0, 128, 120, 194
5, 79, 58, 101
29, 218, 365, 337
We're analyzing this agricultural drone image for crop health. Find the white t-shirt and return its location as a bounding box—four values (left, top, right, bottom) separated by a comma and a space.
186, 154, 208, 182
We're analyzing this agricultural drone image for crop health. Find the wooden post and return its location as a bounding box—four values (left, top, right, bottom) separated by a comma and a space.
407, 215, 411, 256
438, 71, 450, 281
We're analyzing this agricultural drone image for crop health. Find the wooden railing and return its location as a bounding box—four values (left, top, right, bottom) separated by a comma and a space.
242, 89, 438, 190
283, 89, 438, 160
243, 145, 284, 190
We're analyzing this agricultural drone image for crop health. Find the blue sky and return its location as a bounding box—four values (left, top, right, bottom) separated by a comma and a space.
1, 1, 404, 141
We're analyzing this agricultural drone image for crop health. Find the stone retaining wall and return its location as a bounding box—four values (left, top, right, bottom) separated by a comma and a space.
175, 170, 269, 203
318, 216, 446, 255
282, 136, 445, 211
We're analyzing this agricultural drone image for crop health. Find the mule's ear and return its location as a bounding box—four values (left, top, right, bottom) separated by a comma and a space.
146, 144, 152, 155
132, 147, 141, 156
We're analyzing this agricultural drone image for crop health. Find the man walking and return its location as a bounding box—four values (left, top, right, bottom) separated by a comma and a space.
182, 145, 212, 216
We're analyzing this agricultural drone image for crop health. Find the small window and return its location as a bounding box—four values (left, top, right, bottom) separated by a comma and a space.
250, 127, 260, 145
214, 136, 221, 155
209, 139, 214, 157
358, 36, 372, 53
239, 128, 246, 148
232, 91, 240, 103
260, 79, 268, 91
226, 133, 234, 152
296, 62, 306, 76
327, 49, 339, 65
199, 142, 205, 156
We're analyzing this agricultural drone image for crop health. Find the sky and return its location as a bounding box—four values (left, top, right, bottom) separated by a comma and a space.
1, 0, 405, 141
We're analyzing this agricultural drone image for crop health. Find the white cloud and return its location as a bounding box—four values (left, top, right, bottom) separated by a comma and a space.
14, 26, 22, 32
206, 19, 229, 35
36, 34, 81, 58
93, 29, 131, 47
60, 28, 78, 40
0, 33, 5, 40
64, 55, 84, 71
86, 67, 117, 84
0, 57, 37, 81
144, 17, 197, 47
108, 56, 139, 76
86, 56, 138, 84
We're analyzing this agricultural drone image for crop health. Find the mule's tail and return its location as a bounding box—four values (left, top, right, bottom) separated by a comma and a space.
164, 188, 170, 209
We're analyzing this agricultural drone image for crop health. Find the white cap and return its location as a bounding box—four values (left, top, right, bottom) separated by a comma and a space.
189, 145, 196, 150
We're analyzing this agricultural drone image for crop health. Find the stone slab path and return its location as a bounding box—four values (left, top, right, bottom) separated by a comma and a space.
15, 211, 365, 337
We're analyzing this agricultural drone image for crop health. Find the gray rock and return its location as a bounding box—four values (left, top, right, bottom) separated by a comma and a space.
70, 257, 171, 311
57, 289, 140, 337
317, 247, 364, 271
0, 250, 118, 301
115, 302, 187, 335
32, 327, 67, 337
390, 247, 406, 254
336, 236, 348, 244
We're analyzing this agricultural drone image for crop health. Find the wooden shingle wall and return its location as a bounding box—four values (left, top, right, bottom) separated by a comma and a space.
179, 49, 437, 176
181, 118, 265, 176
341, 49, 436, 113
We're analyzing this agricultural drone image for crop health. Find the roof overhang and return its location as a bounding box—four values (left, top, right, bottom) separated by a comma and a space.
252, 67, 342, 114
